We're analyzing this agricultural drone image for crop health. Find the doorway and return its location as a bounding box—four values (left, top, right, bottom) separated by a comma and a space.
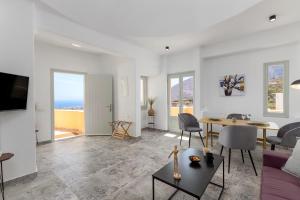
168, 72, 194, 132
52, 71, 85, 140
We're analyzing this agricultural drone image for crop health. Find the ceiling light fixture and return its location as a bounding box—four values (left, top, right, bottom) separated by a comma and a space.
269, 14, 277, 22
72, 43, 81, 48
165, 46, 170, 51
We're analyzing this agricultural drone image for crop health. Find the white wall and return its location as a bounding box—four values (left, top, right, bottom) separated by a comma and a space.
35, 4, 160, 137
202, 43, 300, 135
35, 41, 127, 141
0, 0, 36, 181
148, 22, 300, 135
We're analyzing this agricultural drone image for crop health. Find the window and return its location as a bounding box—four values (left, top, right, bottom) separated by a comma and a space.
141, 76, 148, 109
263, 61, 289, 117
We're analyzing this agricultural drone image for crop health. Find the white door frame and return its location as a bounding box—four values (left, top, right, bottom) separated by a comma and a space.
167, 71, 195, 132
50, 69, 86, 141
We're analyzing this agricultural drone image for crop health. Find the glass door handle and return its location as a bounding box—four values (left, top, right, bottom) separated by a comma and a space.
106, 104, 112, 112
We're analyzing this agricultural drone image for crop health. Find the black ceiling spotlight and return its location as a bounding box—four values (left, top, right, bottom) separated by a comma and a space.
269, 14, 277, 22
165, 46, 170, 51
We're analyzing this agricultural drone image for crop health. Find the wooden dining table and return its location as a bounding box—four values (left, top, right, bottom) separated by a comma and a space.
199, 117, 279, 149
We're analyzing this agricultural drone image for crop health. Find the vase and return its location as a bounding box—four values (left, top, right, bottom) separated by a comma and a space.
224, 88, 232, 96
148, 105, 155, 116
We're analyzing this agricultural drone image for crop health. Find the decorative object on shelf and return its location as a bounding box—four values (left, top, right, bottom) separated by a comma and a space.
291, 79, 300, 89
147, 98, 155, 116
0, 153, 14, 200
219, 74, 245, 96
109, 120, 132, 140
168, 145, 181, 180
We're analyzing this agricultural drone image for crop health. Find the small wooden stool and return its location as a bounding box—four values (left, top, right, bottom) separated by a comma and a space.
0, 153, 14, 200
110, 120, 132, 139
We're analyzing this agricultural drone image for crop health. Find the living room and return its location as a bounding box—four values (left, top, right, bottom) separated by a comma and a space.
0, 0, 299, 199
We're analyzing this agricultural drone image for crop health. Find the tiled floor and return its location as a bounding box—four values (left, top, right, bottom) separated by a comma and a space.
6, 129, 285, 200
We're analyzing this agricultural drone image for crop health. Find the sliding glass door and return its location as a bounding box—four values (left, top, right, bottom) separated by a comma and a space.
168, 72, 194, 132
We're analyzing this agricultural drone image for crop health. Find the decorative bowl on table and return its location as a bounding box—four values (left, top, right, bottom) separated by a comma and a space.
189, 155, 201, 163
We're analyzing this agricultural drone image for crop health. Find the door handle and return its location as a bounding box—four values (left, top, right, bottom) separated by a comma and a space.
106, 104, 112, 112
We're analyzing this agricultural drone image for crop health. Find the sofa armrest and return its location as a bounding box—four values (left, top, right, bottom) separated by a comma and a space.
263, 150, 290, 169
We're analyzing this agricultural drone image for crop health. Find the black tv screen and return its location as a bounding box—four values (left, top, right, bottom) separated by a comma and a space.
0, 72, 29, 111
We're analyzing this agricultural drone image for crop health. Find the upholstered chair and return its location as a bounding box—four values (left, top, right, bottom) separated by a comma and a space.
219, 125, 258, 176
267, 122, 300, 150
178, 113, 204, 148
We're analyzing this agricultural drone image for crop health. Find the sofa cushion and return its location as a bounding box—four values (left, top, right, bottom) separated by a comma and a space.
261, 166, 300, 200
282, 140, 300, 178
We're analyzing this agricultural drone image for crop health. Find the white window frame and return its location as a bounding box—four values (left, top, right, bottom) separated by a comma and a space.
141, 76, 148, 109
263, 60, 289, 118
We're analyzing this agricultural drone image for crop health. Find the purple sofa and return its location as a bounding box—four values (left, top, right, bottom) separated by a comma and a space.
261, 150, 300, 200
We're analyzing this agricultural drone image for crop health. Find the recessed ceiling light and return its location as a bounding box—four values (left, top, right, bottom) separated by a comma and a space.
72, 43, 81, 48
165, 46, 170, 51
269, 15, 277, 22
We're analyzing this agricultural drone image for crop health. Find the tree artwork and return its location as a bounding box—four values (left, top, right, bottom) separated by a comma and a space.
219, 74, 245, 96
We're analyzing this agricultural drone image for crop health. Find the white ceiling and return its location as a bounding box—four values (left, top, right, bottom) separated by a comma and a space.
38, 0, 300, 54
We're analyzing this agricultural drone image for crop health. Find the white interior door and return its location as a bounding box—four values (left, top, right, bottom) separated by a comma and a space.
85, 74, 113, 135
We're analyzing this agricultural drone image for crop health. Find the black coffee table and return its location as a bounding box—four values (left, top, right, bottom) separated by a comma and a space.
152, 148, 224, 200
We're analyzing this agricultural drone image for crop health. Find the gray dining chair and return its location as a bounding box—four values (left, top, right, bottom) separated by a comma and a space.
178, 113, 205, 148
210, 113, 249, 146
267, 122, 300, 150
219, 125, 258, 176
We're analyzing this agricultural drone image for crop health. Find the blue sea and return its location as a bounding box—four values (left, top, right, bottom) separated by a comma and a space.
55, 100, 84, 109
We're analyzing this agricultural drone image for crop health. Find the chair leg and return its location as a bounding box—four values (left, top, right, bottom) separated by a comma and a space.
210, 124, 213, 147
180, 130, 183, 146
220, 146, 224, 156
189, 132, 192, 148
199, 131, 205, 146
228, 148, 231, 174
241, 150, 244, 163
248, 151, 258, 176
271, 144, 275, 151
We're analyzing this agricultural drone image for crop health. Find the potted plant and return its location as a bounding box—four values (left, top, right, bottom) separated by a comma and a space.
148, 98, 155, 116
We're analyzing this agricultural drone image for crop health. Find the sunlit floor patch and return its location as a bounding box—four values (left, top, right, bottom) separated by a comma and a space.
164, 133, 177, 138
177, 136, 189, 141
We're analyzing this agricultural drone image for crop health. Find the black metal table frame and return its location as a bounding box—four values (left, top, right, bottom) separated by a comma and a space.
152, 160, 224, 200
1, 161, 5, 200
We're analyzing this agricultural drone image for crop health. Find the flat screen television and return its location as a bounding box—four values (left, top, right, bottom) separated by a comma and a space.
0, 72, 29, 111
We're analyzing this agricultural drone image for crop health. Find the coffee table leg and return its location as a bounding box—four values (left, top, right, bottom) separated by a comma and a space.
219, 159, 225, 200
152, 176, 155, 200
1, 162, 4, 200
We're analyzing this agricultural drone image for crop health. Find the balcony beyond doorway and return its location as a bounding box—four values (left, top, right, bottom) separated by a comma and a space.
53, 71, 85, 140
54, 109, 84, 140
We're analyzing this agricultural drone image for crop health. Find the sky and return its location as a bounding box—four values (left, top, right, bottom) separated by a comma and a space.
268, 64, 284, 80
54, 72, 84, 101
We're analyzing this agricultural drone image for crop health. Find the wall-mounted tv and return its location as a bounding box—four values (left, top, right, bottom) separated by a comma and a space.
0, 72, 29, 111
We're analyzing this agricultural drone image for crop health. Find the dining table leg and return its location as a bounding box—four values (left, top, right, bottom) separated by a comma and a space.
210, 123, 213, 147
263, 129, 267, 149
205, 123, 209, 147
